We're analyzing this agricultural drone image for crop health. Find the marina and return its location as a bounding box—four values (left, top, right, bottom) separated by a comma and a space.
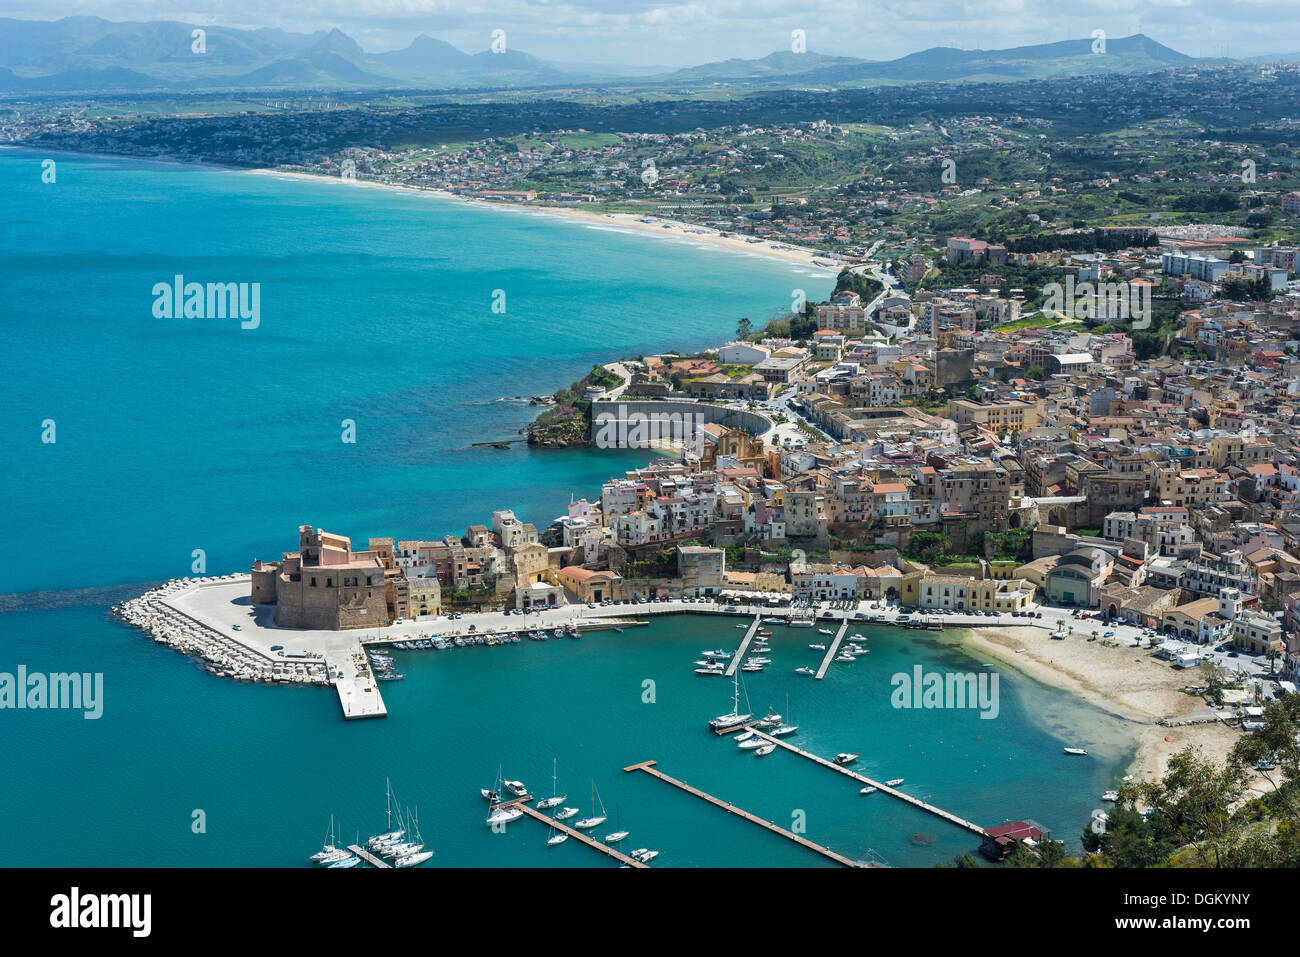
501, 797, 649, 868
741, 728, 988, 836
814, 617, 850, 679
623, 760, 866, 868
724, 613, 763, 677
345, 844, 392, 868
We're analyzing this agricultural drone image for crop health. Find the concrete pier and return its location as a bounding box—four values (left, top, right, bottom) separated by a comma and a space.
725, 613, 762, 677
815, 616, 849, 679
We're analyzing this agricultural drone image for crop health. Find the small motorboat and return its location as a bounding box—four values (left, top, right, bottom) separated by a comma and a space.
885, 778, 903, 787
738, 737, 765, 750
554, 807, 579, 821
1101, 790, 1119, 801
754, 744, 776, 756
860, 786, 877, 795
741, 663, 764, 672
835, 654, 854, 663
794, 667, 815, 675
1064, 747, 1088, 756
604, 830, 630, 844
695, 666, 725, 676
809, 643, 826, 650
734, 730, 757, 742
631, 848, 660, 863
819, 629, 835, 635
834, 753, 859, 766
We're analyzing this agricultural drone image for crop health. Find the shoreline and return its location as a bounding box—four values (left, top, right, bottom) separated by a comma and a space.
954, 623, 1249, 789
244, 166, 843, 273
4, 144, 838, 271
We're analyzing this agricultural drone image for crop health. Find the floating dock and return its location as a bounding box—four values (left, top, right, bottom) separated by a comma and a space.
744, 729, 986, 835
725, 614, 762, 677
814, 617, 849, 679
346, 844, 392, 868
501, 795, 648, 868
623, 760, 864, 867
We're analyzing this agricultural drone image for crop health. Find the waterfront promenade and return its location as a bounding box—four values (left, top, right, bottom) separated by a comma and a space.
132, 574, 1156, 721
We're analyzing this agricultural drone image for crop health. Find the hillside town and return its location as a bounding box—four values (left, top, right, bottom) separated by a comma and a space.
242, 222, 1300, 700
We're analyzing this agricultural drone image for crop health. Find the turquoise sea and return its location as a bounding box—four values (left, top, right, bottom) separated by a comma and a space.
0, 148, 1135, 867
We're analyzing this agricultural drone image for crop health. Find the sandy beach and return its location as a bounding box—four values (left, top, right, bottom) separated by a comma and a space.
246, 167, 842, 273
959, 623, 1254, 791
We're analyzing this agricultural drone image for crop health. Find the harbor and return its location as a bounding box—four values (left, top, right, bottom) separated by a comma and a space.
623, 760, 866, 867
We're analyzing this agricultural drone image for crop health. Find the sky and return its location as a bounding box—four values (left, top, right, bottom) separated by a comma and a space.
0, 0, 1294, 68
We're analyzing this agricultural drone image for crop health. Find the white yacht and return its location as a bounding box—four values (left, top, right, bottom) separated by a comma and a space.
554, 806, 579, 821
503, 780, 528, 797
394, 850, 434, 868
536, 759, 567, 809
485, 805, 523, 826
574, 781, 608, 830
708, 672, 753, 731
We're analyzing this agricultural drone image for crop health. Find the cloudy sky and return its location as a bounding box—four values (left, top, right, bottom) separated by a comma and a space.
1, 0, 1293, 67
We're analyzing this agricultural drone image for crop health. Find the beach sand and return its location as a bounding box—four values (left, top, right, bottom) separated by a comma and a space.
245, 168, 842, 273
959, 624, 1248, 788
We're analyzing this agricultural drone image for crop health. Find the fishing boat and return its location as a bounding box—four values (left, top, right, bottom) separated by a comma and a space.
573, 781, 608, 830
834, 753, 859, 765
554, 807, 579, 821
754, 744, 776, 756
794, 667, 815, 675
708, 672, 753, 732
859, 786, 877, 795
536, 759, 567, 809
1063, 747, 1088, 756
885, 778, 904, 787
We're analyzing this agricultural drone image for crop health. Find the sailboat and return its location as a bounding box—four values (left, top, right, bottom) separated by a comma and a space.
393, 807, 434, 867
604, 805, 629, 844
772, 693, 798, 736
310, 814, 343, 864
574, 780, 608, 830
708, 670, 753, 732
536, 758, 567, 809
480, 764, 503, 803
367, 778, 404, 849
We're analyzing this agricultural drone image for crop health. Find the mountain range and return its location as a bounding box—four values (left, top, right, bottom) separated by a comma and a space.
0, 17, 1265, 94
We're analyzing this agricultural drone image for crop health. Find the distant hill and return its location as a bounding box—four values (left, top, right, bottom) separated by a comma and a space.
0, 18, 1209, 94
656, 35, 1194, 86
